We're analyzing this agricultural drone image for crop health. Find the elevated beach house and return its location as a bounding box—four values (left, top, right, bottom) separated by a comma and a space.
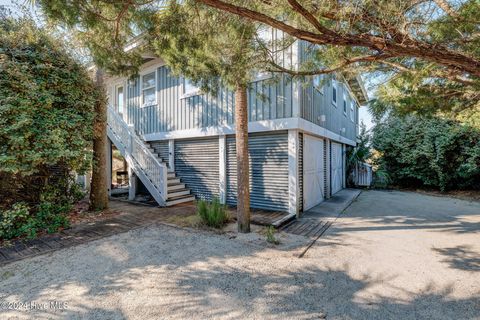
105, 37, 367, 217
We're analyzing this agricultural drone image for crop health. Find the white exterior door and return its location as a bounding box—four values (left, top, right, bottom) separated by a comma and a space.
303, 135, 325, 211
331, 142, 343, 195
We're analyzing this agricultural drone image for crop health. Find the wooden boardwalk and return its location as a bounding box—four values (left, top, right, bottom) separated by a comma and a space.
0, 201, 196, 267
0, 200, 291, 266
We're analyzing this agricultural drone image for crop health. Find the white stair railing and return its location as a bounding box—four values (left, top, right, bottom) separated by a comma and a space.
107, 106, 168, 205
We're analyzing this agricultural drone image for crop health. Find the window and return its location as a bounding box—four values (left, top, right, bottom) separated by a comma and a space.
116, 85, 124, 115
350, 100, 355, 122
332, 79, 337, 106
182, 78, 200, 98
313, 75, 324, 94
343, 93, 347, 115
141, 71, 156, 106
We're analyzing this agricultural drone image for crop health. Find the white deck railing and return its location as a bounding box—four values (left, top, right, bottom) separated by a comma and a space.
353, 162, 373, 187
107, 106, 168, 205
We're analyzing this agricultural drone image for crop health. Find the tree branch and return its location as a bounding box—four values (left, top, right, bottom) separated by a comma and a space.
194, 0, 480, 77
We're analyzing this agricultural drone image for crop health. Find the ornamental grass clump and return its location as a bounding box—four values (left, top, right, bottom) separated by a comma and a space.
197, 198, 229, 228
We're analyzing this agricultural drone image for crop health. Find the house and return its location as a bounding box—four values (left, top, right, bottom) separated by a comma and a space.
105, 39, 367, 217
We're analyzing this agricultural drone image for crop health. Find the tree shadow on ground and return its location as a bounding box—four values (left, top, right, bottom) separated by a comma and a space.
329, 190, 480, 235
433, 245, 480, 272
0, 221, 478, 320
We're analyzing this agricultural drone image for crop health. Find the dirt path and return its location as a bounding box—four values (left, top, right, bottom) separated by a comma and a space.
0, 190, 478, 319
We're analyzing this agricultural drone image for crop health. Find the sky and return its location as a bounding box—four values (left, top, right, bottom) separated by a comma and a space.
1, 0, 375, 130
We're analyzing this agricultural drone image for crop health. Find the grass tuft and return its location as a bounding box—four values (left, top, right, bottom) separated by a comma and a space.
196, 198, 229, 228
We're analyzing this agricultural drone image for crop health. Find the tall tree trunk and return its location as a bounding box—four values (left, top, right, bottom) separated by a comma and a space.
89, 68, 109, 211
235, 83, 250, 233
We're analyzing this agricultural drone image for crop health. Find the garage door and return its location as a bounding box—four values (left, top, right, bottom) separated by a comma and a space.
303, 135, 325, 211
331, 142, 343, 195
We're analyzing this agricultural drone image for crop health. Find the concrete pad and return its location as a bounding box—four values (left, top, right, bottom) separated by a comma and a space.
302, 188, 362, 221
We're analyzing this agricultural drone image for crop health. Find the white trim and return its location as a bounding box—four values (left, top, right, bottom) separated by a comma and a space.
350, 100, 355, 122
254, 71, 274, 82
218, 135, 227, 204
180, 78, 202, 99
142, 117, 356, 146
288, 130, 299, 217
343, 91, 348, 116
332, 78, 337, 107
140, 69, 157, 108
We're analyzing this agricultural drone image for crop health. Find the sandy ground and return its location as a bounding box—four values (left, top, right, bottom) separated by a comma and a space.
0, 190, 479, 320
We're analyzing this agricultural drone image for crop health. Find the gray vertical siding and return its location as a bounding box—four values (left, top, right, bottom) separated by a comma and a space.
149, 140, 169, 168
299, 41, 358, 142
298, 132, 304, 212
174, 137, 219, 200
226, 132, 289, 212
126, 66, 294, 136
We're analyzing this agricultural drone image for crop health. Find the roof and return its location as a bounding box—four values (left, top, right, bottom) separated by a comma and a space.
345, 74, 369, 106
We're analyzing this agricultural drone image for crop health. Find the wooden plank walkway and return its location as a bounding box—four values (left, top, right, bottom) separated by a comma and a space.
280, 220, 332, 238
0, 200, 196, 267
0, 200, 293, 266
229, 208, 290, 226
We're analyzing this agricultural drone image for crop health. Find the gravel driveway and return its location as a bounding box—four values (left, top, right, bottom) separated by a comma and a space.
0, 190, 479, 319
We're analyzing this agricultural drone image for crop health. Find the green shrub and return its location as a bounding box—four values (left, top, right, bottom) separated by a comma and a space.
197, 198, 229, 228
372, 115, 480, 191
0, 200, 71, 240
265, 226, 279, 245
0, 203, 30, 239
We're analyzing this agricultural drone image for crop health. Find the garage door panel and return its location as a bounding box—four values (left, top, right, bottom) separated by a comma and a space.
303, 135, 325, 211
331, 142, 343, 195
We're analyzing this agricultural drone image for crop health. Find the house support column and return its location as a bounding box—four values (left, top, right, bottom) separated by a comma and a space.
218, 135, 227, 205
288, 130, 300, 217
128, 167, 138, 201
168, 139, 175, 172
107, 139, 112, 196
325, 139, 331, 199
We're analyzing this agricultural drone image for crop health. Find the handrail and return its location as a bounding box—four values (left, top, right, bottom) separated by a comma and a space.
107, 106, 168, 203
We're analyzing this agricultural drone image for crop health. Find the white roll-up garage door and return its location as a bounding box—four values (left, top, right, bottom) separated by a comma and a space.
331, 142, 343, 195
303, 135, 325, 211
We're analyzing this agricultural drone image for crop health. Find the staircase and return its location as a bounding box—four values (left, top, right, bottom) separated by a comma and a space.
107, 107, 194, 206
146, 145, 196, 206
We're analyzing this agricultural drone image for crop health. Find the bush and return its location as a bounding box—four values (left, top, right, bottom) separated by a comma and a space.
0, 180, 76, 240
265, 226, 279, 245
197, 198, 229, 228
0, 203, 30, 240
0, 16, 94, 240
372, 115, 480, 191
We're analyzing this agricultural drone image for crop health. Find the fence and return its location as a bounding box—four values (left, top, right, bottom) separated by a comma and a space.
353, 162, 373, 187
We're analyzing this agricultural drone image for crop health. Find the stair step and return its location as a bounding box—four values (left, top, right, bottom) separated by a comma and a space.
167, 189, 190, 198
167, 183, 186, 191
167, 172, 176, 178
166, 195, 195, 206
167, 178, 181, 185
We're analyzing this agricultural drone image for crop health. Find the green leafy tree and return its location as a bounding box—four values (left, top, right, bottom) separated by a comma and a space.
0, 16, 94, 178
0, 15, 96, 239
192, 0, 480, 117
37, 0, 295, 232
371, 114, 480, 191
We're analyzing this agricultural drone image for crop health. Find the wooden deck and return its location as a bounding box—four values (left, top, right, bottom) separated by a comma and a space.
227, 207, 291, 227
280, 220, 332, 238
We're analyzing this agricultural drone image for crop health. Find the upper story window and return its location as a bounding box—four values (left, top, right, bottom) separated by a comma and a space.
343, 93, 348, 115
350, 100, 355, 122
116, 85, 124, 115
332, 79, 337, 106
182, 78, 200, 98
313, 75, 324, 94
141, 71, 156, 106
